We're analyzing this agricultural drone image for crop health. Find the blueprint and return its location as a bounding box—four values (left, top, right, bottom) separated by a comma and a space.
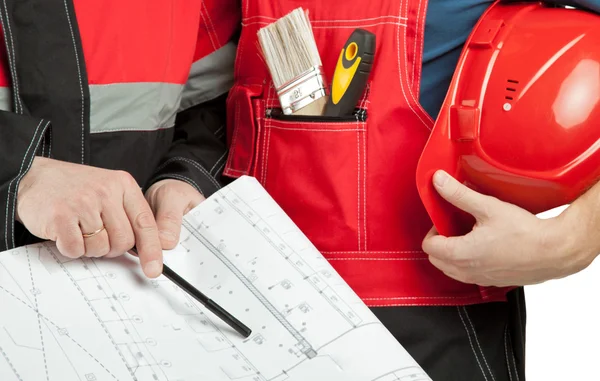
0, 176, 432, 381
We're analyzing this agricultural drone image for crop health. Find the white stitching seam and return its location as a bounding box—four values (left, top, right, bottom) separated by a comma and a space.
215, 160, 226, 178
364, 286, 509, 304
48, 127, 52, 158
213, 124, 225, 138
415, 0, 428, 93
263, 123, 272, 184
243, 15, 408, 22
508, 328, 521, 381
404, 0, 434, 125
504, 326, 514, 381
324, 251, 428, 261
155, 157, 221, 190
62, 0, 86, 163
356, 114, 361, 251
457, 307, 489, 381
463, 306, 497, 381
359, 87, 369, 251
243, 21, 408, 29
260, 85, 272, 183
210, 151, 229, 175
199, 1, 218, 51
266, 126, 365, 132
4, 120, 46, 248
201, 0, 221, 50
11, 122, 50, 248
397, 0, 431, 132
411, 0, 422, 85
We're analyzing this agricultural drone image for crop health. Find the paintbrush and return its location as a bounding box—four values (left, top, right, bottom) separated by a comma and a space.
257, 8, 328, 116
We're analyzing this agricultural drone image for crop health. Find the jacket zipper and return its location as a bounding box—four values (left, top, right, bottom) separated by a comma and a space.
266, 108, 368, 122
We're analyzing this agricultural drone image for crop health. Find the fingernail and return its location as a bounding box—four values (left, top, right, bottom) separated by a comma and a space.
159, 230, 176, 242
433, 171, 449, 188
144, 260, 163, 278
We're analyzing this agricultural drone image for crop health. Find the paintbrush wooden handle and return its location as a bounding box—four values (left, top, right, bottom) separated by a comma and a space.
293, 96, 328, 116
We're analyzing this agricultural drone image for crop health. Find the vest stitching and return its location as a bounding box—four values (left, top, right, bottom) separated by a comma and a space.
62, 0, 86, 163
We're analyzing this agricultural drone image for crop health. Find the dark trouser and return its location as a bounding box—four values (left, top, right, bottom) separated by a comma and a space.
372, 288, 526, 381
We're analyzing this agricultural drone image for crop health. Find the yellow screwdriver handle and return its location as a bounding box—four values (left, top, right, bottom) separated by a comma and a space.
325, 29, 376, 117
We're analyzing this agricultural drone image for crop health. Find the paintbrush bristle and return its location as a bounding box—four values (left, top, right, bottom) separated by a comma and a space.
257, 8, 322, 89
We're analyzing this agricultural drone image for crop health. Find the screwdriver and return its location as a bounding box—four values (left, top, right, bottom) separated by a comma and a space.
324, 29, 376, 117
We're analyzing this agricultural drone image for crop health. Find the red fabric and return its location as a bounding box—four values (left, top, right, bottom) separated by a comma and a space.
224, 0, 511, 306
0, 1, 240, 88
0, 29, 9, 87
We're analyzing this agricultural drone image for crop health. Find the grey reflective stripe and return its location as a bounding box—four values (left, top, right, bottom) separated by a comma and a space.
179, 41, 236, 111
0, 87, 12, 111
89, 82, 183, 134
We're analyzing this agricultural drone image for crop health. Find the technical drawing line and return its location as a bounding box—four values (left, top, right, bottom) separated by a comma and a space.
182, 219, 316, 358
180, 291, 264, 381
4, 328, 41, 351
90, 260, 169, 381
314, 322, 381, 352
26, 248, 50, 381
0, 343, 23, 381
221, 190, 361, 328
45, 245, 136, 381
0, 279, 120, 381
0, 261, 34, 306
370, 367, 425, 381
43, 325, 83, 381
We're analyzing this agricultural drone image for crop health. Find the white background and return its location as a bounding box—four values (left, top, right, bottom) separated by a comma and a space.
526, 206, 600, 380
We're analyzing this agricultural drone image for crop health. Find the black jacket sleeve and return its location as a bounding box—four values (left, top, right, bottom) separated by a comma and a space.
146, 93, 229, 199
0, 111, 51, 251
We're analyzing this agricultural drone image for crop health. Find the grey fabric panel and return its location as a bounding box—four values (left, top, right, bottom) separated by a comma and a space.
179, 41, 236, 111
0, 88, 12, 111
89, 82, 183, 134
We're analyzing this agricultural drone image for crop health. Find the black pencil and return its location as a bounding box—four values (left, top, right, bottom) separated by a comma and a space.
161, 264, 252, 338
130, 248, 252, 338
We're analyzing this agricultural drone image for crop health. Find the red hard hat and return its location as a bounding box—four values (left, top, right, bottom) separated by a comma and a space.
416, 1, 600, 237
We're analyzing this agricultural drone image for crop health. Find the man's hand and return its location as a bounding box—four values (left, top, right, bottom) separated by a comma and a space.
422, 170, 597, 287
16, 157, 163, 278
145, 179, 205, 250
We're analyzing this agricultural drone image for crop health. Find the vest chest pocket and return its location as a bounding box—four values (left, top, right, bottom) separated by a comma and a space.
255, 96, 370, 253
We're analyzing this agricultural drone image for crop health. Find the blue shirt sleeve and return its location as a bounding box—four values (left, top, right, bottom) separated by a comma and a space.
420, 0, 600, 120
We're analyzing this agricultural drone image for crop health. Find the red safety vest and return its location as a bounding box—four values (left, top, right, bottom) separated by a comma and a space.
224, 0, 513, 306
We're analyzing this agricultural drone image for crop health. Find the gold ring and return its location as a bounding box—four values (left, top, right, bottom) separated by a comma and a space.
82, 226, 106, 239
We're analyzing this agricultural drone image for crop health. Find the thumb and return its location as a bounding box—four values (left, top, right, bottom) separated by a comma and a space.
432, 170, 491, 220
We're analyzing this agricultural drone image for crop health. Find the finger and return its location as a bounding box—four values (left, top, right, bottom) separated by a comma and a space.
184, 192, 206, 214
79, 212, 110, 258
101, 202, 135, 258
428, 256, 473, 284
432, 170, 492, 220
154, 198, 186, 250
54, 217, 85, 259
424, 225, 439, 241
123, 185, 163, 278
422, 233, 464, 262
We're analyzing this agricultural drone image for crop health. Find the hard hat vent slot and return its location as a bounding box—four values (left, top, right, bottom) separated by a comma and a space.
505, 79, 520, 101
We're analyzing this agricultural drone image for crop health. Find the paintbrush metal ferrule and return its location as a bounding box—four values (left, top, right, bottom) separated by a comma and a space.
277, 65, 328, 115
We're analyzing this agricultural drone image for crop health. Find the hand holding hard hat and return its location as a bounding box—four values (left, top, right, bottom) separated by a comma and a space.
416, 1, 600, 286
